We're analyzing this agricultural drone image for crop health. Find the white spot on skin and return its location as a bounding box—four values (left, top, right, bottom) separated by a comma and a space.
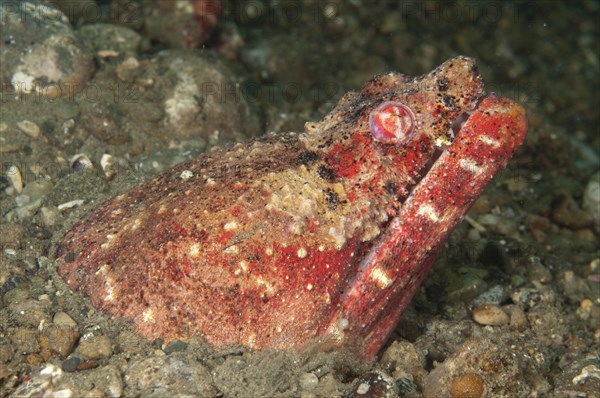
104, 287, 115, 302
417, 204, 440, 222
224, 245, 239, 255
244, 334, 256, 347
223, 221, 238, 231
479, 135, 501, 147
157, 204, 167, 214
95, 264, 110, 275
265, 246, 274, 256
180, 170, 194, 180
297, 247, 308, 258
307, 283, 313, 290
142, 308, 155, 323
338, 318, 349, 330
205, 177, 216, 186
100, 234, 116, 250
131, 218, 142, 230
371, 267, 393, 289
111, 208, 124, 217
255, 276, 275, 295
328, 226, 347, 250
459, 158, 484, 174
234, 260, 248, 275
189, 243, 201, 257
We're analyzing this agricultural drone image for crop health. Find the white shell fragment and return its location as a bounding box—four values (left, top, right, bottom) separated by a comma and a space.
17, 120, 41, 138
6, 165, 24, 193
57, 199, 84, 210
100, 154, 116, 180
70, 154, 93, 171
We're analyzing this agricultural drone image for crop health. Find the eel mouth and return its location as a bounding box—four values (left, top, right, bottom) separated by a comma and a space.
451, 93, 492, 135
399, 93, 490, 203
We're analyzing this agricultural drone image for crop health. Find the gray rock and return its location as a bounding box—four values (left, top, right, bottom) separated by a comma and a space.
124, 353, 217, 396
9, 298, 52, 328
76, 335, 113, 360
0, 1, 95, 97
78, 24, 143, 55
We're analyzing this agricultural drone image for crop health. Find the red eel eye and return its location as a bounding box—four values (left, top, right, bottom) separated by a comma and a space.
368, 101, 415, 144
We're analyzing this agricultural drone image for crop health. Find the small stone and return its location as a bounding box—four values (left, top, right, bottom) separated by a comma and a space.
9, 298, 52, 328
0, 222, 26, 251
76, 335, 113, 360
8, 327, 40, 354
163, 340, 188, 354
527, 261, 553, 284
40, 325, 80, 358
299, 372, 319, 390
40, 206, 60, 227
450, 373, 485, 398
61, 355, 82, 372
17, 120, 40, 138
551, 194, 593, 229
507, 305, 528, 332
380, 340, 426, 373
0, 2, 95, 96
0, 344, 15, 363
348, 371, 397, 398
561, 271, 592, 303
472, 304, 509, 326
583, 172, 600, 230
125, 353, 217, 396
87, 365, 124, 397
53, 311, 78, 328
77, 360, 99, 370
473, 285, 508, 306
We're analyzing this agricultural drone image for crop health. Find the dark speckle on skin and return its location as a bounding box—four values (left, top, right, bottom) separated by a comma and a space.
297, 150, 320, 165
317, 165, 337, 182
324, 188, 339, 210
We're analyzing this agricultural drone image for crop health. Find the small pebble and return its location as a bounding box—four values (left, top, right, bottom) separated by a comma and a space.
299, 372, 319, 390
583, 172, 600, 220
53, 311, 78, 327
508, 305, 528, 331
473, 285, 508, 306
9, 299, 52, 328
450, 373, 485, 398
77, 360, 99, 370
527, 261, 553, 284
472, 304, 509, 326
61, 355, 82, 372
163, 340, 188, 354
40, 206, 60, 227
551, 194, 592, 229
40, 325, 80, 358
76, 335, 113, 360
17, 120, 40, 138
348, 371, 397, 398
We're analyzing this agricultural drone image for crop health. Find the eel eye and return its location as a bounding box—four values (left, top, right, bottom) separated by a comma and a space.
368, 101, 415, 144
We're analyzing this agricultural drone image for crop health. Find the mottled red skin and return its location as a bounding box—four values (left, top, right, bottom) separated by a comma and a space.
57, 57, 527, 358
